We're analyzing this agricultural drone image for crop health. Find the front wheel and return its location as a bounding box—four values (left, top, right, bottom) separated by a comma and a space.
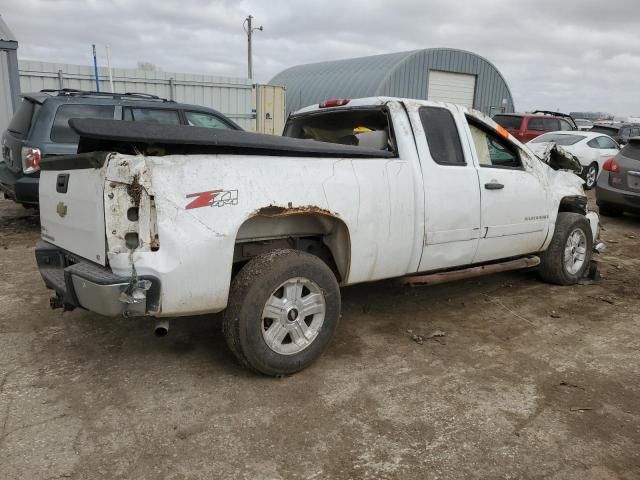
222, 249, 341, 376
539, 212, 593, 285
583, 162, 598, 190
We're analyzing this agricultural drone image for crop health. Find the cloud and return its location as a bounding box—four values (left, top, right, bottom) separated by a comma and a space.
3, 0, 639, 115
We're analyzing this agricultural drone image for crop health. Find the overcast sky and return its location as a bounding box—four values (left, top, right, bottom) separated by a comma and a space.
3, 0, 640, 116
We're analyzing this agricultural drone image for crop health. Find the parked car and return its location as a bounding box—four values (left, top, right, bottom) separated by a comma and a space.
35, 97, 602, 376
574, 119, 594, 131
590, 123, 640, 146
493, 111, 577, 143
596, 137, 640, 216
0, 89, 242, 208
527, 131, 620, 189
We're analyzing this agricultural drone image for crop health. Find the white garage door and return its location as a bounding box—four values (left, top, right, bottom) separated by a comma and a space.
427, 71, 476, 108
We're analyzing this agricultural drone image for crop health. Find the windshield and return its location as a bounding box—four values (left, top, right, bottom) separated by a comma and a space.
283, 107, 395, 152
530, 133, 585, 145
493, 115, 522, 130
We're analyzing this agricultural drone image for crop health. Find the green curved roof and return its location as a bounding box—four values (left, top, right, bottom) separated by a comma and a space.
270, 48, 514, 115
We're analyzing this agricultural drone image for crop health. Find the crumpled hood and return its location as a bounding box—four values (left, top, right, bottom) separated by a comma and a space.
527, 142, 583, 173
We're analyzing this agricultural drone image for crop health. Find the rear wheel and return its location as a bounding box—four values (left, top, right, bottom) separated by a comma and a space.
539, 212, 593, 285
222, 249, 340, 376
583, 162, 598, 190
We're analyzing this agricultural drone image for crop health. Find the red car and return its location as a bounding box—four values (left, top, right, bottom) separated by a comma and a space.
493, 111, 577, 143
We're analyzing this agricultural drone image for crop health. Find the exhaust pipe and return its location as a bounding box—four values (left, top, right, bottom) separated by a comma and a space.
154, 319, 169, 337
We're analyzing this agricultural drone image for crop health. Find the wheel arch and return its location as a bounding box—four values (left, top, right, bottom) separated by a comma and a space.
233, 206, 352, 282
558, 195, 587, 215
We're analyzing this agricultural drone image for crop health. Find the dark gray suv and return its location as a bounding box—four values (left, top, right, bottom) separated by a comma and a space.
0, 89, 242, 208
596, 137, 640, 216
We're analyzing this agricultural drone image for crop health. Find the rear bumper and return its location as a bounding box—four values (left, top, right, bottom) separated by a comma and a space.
0, 161, 39, 205
596, 171, 640, 212
35, 242, 161, 317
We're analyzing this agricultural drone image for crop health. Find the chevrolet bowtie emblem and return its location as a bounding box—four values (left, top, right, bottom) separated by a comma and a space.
56, 201, 67, 218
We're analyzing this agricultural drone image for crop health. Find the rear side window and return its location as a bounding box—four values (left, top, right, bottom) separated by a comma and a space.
559, 119, 574, 131
527, 117, 545, 131
51, 104, 114, 143
185, 111, 232, 129
419, 107, 465, 165
592, 136, 618, 149
7, 99, 37, 137
530, 133, 585, 145
493, 115, 522, 130
528, 117, 559, 132
123, 108, 180, 125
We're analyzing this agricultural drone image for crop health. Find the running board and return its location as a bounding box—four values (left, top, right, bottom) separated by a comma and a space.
402, 256, 541, 287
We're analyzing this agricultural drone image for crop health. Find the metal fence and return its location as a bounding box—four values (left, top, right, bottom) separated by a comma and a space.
0, 51, 14, 134
18, 60, 257, 130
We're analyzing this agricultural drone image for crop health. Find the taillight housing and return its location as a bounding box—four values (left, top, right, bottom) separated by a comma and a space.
21, 147, 41, 174
319, 98, 350, 108
603, 157, 620, 173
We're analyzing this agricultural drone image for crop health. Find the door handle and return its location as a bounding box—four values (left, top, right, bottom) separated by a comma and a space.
484, 182, 504, 190
56, 174, 70, 194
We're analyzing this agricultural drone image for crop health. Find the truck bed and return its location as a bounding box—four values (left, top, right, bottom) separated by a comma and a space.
67, 118, 396, 158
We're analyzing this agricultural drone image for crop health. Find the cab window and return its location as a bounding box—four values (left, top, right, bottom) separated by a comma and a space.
419, 106, 465, 165
283, 107, 396, 153
470, 123, 522, 169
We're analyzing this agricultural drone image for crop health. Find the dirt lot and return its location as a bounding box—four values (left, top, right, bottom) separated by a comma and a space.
0, 194, 638, 480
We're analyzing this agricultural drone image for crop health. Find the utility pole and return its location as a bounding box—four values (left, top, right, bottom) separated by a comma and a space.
105, 45, 115, 93
243, 15, 263, 79
92, 44, 100, 92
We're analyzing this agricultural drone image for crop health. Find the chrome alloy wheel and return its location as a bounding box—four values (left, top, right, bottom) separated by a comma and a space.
564, 228, 587, 275
585, 165, 597, 188
261, 277, 326, 355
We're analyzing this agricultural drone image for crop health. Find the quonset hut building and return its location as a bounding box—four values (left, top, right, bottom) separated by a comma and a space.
270, 48, 514, 116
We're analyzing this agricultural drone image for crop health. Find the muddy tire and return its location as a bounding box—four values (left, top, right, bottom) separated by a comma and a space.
598, 203, 624, 217
222, 249, 340, 376
582, 162, 598, 190
539, 212, 593, 285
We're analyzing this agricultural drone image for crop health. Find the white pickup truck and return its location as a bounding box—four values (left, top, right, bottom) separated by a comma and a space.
36, 97, 601, 376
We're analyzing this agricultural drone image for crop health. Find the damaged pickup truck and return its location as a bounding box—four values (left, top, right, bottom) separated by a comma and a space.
36, 97, 603, 376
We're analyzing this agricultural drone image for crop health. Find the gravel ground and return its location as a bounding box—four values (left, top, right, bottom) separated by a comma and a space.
0, 193, 638, 480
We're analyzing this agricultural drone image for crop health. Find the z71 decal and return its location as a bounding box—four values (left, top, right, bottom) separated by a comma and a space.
185, 189, 239, 209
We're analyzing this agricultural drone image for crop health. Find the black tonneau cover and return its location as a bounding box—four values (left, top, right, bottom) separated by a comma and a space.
69, 118, 395, 158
